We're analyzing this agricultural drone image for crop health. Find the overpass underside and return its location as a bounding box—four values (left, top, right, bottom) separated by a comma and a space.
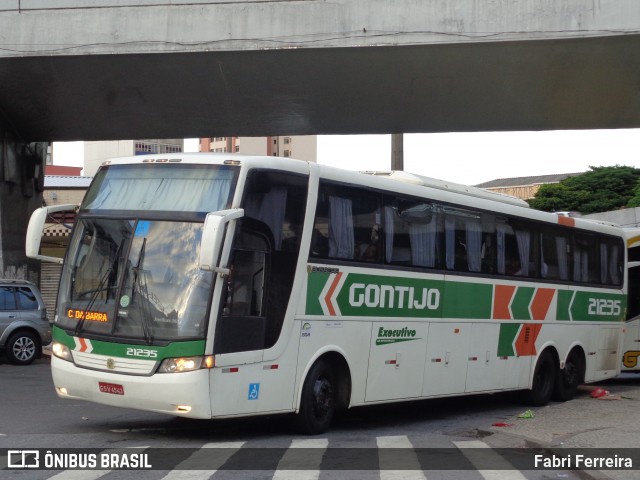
2, 34, 640, 141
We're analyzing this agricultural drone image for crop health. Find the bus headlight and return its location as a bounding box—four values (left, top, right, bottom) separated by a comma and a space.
52, 342, 72, 362
158, 356, 214, 373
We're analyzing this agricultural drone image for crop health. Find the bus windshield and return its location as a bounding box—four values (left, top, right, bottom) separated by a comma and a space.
57, 218, 214, 342
55, 163, 239, 343
81, 163, 237, 213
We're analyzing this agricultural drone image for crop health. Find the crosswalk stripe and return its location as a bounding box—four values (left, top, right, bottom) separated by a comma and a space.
272, 438, 329, 480
48, 471, 110, 480
454, 440, 527, 480
46, 446, 150, 480
159, 441, 245, 480
377, 435, 428, 480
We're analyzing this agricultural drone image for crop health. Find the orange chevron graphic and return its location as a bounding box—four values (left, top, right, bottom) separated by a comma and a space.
78, 337, 89, 352
530, 288, 555, 320
514, 323, 542, 356
493, 285, 516, 320
324, 272, 343, 316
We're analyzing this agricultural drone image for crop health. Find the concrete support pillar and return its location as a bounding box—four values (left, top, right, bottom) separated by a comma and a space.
0, 126, 46, 284
391, 133, 404, 171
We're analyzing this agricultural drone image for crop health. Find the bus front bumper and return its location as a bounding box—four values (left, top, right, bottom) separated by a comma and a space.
51, 356, 212, 418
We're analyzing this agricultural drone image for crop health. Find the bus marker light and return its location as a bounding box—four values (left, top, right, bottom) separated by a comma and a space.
263, 364, 279, 370
431, 358, 442, 363
222, 367, 239, 373
57, 387, 69, 396
384, 360, 396, 365
176, 405, 192, 413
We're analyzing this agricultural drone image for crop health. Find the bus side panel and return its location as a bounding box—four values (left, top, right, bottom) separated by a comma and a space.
365, 321, 428, 402
209, 332, 301, 417
465, 323, 506, 392
422, 322, 469, 396
295, 319, 373, 408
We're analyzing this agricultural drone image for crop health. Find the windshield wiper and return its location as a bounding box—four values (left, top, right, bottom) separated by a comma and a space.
131, 238, 154, 345
74, 240, 123, 336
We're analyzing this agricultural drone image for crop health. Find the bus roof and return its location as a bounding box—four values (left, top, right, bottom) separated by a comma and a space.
362, 171, 530, 208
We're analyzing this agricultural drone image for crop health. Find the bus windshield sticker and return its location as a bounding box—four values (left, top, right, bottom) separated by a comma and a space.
135, 220, 150, 237
301, 323, 311, 337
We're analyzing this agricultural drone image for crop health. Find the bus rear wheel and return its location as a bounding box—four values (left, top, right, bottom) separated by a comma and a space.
295, 360, 336, 435
553, 350, 585, 402
522, 350, 556, 406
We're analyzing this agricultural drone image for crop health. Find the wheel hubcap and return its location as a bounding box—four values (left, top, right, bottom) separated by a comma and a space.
13, 337, 36, 361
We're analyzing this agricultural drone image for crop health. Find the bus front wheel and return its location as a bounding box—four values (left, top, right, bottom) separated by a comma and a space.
522, 350, 556, 406
295, 360, 336, 435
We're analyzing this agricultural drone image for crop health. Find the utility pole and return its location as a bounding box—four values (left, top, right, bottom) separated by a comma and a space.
391, 133, 404, 171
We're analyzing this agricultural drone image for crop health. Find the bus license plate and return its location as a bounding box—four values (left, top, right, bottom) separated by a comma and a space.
99, 382, 124, 395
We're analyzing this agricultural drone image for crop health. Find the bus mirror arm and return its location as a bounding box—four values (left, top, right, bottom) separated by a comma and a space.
198, 208, 244, 273
26, 204, 78, 264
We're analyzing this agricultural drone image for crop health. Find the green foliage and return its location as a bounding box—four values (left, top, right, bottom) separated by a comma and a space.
528, 166, 640, 214
629, 183, 640, 208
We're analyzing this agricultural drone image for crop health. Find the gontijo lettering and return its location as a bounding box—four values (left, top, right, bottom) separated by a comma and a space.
349, 283, 440, 310
66, 309, 108, 322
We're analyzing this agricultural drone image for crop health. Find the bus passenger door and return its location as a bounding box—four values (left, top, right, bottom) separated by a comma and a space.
214, 221, 271, 356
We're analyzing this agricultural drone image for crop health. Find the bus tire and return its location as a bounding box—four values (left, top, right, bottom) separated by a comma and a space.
522, 350, 556, 406
295, 360, 336, 435
553, 349, 585, 402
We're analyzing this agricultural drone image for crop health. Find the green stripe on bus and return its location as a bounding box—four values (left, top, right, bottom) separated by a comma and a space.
52, 325, 206, 359
305, 270, 626, 322
441, 281, 492, 319
557, 290, 573, 321
306, 271, 330, 316
511, 287, 534, 320
498, 323, 520, 357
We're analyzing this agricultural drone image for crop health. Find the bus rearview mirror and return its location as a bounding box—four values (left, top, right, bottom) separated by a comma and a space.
26, 204, 78, 264
199, 208, 244, 274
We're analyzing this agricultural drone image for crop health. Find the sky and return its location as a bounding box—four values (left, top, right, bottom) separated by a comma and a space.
54, 129, 640, 186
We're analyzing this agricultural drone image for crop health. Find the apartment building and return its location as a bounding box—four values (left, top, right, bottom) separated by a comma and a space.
83, 139, 184, 176
200, 136, 317, 162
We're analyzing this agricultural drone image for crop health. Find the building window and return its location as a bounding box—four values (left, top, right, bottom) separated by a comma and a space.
283, 150, 290, 157
283, 137, 290, 145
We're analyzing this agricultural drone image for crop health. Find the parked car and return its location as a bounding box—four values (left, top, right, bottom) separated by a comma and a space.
0, 279, 51, 365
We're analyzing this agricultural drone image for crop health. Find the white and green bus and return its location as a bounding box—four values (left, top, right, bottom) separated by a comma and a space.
27, 154, 627, 434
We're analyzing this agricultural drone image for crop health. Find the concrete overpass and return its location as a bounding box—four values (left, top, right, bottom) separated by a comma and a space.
1, 0, 640, 281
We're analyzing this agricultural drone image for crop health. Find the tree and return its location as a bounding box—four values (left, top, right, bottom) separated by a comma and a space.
629, 183, 640, 208
528, 166, 640, 214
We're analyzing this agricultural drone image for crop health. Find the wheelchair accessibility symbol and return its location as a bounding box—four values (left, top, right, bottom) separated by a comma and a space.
248, 383, 260, 400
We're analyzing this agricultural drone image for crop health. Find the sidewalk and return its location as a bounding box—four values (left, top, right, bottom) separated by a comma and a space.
485, 374, 640, 480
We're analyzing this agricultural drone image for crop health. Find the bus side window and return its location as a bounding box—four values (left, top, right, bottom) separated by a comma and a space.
312, 183, 381, 263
